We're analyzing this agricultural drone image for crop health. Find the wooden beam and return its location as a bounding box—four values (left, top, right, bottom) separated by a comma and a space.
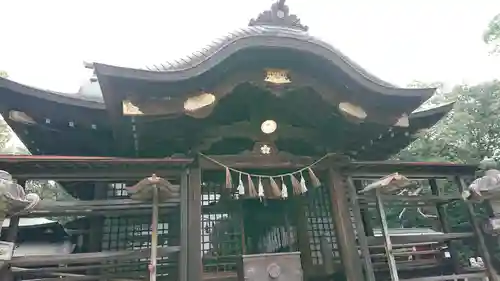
366, 232, 474, 246
358, 194, 461, 204
399, 272, 488, 281
187, 166, 202, 281
199, 154, 330, 171
21, 198, 180, 217
10, 246, 180, 267
327, 168, 364, 281
10, 170, 182, 181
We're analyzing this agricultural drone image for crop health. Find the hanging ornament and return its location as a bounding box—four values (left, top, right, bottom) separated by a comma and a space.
225, 167, 232, 189
281, 176, 288, 199
269, 177, 281, 198
290, 174, 301, 195
258, 177, 265, 200
300, 172, 308, 194
247, 174, 258, 197
237, 173, 245, 199
308, 167, 321, 188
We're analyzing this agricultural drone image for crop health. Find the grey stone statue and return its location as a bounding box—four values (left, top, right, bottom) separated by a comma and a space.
0, 170, 40, 262
0, 170, 40, 220
463, 159, 500, 201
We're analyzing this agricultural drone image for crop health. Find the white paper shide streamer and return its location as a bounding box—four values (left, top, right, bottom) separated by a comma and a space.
281, 177, 288, 199
236, 173, 245, 199
300, 173, 308, 194
258, 177, 265, 200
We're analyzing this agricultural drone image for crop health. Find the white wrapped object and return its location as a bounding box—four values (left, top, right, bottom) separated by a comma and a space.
464, 169, 500, 201
484, 217, 500, 235
360, 173, 412, 194
0, 170, 40, 218
0, 170, 40, 262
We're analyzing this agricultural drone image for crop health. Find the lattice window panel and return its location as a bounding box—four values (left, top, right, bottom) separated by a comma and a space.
99, 183, 180, 280
304, 185, 340, 265
201, 182, 243, 274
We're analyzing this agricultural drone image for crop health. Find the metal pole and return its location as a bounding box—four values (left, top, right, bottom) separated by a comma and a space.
150, 184, 158, 281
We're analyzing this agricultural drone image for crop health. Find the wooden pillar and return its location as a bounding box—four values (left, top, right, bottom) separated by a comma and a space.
327, 169, 364, 281
353, 180, 374, 236
85, 182, 107, 277
187, 166, 202, 281
292, 197, 313, 277
88, 182, 107, 252
179, 170, 189, 281
346, 177, 376, 281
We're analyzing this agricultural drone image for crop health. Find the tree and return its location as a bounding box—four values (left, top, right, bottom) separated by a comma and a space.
400, 80, 500, 163
484, 14, 500, 54
0, 70, 7, 78
0, 120, 13, 153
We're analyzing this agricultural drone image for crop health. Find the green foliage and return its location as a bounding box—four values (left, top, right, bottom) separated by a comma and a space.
394, 80, 500, 263
484, 14, 500, 54
0, 120, 14, 153
400, 80, 500, 163
0, 70, 7, 78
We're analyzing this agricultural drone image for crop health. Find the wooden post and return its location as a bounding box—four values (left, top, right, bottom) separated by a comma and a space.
346, 177, 376, 281
457, 177, 498, 281
292, 197, 313, 277
428, 179, 461, 273
87, 182, 106, 277
374, 189, 399, 281
353, 180, 374, 236
88, 182, 106, 252
187, 166, 202, 281
179, 170, 189, 281
327, 168, 364, 281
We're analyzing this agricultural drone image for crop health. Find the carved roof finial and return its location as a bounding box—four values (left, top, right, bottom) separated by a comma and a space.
249, 0, 308, 32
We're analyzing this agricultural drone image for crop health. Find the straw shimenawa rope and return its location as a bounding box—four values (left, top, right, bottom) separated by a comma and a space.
198, 153, 329, 198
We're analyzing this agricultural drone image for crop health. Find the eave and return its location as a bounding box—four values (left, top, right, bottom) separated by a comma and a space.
0, 77, 104, 109
352, 102, 455, 160
0, 78, 113, 155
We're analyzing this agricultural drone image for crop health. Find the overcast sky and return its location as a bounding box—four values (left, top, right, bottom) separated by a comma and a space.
1, 0, 499, 93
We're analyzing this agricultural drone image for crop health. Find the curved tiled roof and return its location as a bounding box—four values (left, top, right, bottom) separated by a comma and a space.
145, 25, 397, 88
4, 0, 436, 107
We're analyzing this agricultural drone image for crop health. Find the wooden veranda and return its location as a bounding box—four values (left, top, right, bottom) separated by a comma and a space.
0, 154, 498, 281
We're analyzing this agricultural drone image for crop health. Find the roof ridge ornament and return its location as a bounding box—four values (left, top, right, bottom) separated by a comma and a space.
248, 0, 308, 32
